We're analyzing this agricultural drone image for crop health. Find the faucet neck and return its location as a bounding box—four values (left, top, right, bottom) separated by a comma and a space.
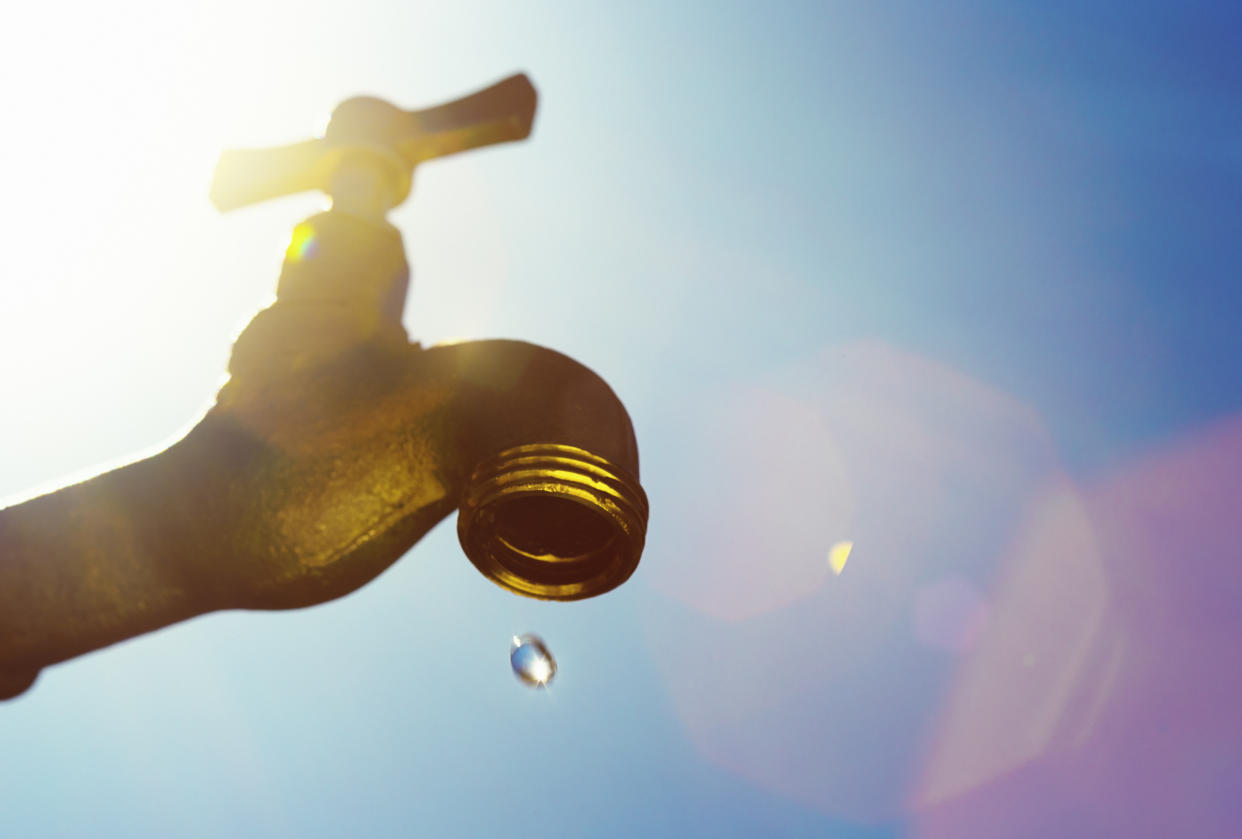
277, 209, 410, 326
326, 152, 406, 225
220, 208, 413, 403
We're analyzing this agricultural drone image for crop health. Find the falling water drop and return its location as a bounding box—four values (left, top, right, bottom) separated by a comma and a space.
510, 634, 556, 688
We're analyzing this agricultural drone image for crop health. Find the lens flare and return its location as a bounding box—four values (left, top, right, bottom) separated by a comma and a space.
828, 540, 853, 575
286, 222, 319, 263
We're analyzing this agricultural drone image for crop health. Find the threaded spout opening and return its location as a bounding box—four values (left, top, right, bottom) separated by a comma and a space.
457, 444, 648, 600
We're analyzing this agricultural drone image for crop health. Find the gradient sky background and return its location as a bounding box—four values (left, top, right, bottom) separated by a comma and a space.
2, 2, 1241, 836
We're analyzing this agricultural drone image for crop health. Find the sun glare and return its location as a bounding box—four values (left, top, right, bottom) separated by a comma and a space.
0, 2, 304, 493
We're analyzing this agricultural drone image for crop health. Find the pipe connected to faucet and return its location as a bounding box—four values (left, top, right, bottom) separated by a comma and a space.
0, 74, 648, 700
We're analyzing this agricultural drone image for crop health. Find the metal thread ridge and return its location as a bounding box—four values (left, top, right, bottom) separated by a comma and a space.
457, 444, 648, 600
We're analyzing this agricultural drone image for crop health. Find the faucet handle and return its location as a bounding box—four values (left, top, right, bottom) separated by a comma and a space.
209, 73, 537, 214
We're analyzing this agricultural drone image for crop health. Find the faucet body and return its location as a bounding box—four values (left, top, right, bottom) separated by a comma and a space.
0, 206, 646, 699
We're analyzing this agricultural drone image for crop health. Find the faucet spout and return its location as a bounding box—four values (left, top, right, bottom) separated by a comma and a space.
0, 209, 647, 699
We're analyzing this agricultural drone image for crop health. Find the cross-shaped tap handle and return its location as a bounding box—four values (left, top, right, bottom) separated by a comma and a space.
209, 73, 537, 215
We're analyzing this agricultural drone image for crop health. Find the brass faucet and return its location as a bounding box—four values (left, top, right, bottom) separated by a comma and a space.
0, 74, 648, 700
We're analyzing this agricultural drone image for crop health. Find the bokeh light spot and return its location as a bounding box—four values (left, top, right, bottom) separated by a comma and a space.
828, 540, 853, 575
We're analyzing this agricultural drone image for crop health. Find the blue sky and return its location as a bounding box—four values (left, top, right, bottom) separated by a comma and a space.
2, 2, 1240, 836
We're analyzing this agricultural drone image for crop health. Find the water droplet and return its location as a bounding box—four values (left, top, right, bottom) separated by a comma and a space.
510, 633, 556, 688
